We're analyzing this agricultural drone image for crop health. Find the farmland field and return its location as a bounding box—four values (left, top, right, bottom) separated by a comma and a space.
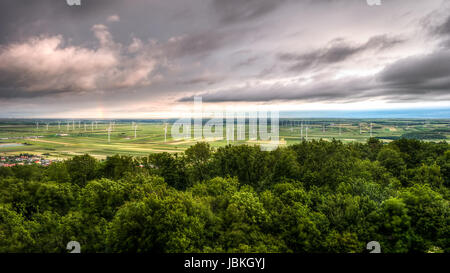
0, 118, 448, 159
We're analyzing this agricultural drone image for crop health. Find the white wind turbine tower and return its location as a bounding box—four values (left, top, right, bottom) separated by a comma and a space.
305, 123, 309, 141
91, 122, 94, 132
300, 121, 303, 139
36, 122, 39, 130
107, 126, 112, 143
84, 123, 87, 132
72, 120, 75, 130
67, 122, 70, 131
164, 123, 168, 142
226, 124, 232, 145
58, 121, 61, 130
359, 123, 362, 135
46, 123, 49, 131
134, 123, 138, 139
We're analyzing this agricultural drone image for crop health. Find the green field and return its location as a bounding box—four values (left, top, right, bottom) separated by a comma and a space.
0, 119, 449, 159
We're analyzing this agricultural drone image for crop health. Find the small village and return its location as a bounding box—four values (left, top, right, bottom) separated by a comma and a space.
0, 154, 53, 167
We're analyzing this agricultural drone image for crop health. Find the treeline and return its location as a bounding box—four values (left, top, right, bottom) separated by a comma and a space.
401, 132, 447, 140
0, 138, 449, 253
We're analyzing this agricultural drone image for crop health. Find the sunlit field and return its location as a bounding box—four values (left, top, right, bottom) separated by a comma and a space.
0, 119, 448, 160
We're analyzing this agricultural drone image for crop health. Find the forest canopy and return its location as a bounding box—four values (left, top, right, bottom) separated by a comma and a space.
0, 138, 449, 253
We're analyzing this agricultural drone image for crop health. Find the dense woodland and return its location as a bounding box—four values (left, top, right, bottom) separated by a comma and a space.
0, 138, 449, 253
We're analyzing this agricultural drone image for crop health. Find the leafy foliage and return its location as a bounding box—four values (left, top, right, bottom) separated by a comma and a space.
0, 139, 448, 253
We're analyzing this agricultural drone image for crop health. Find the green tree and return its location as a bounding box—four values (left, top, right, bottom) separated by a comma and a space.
45, 162, 70, 183
0, 205, 34, 252
377, 147, 406, 177
65, 154, 99, 187
185, 142, 213, 182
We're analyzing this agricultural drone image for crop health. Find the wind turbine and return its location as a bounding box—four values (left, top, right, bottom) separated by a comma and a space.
134, 123, 138, 138
36, 122, 39, 130
164, 123, 168, 142
301, 121, 303, 139
107, 127, 111, 143
58, 121, 61, 130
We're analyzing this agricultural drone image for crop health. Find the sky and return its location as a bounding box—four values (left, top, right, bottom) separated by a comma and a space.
0, 0, 450, 118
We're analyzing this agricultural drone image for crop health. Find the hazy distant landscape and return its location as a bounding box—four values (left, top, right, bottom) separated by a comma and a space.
0, 119, 448, 160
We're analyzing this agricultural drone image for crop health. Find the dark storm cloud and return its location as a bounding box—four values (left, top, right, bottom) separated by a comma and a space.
179, 76, 378, 103
378, 49, 450, 96
279, 35, 405, 72
0, 87, 75, 99
181, 47, 450, 103
434, 14, 450, 36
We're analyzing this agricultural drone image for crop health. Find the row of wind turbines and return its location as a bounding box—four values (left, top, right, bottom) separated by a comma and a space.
34, 120, 170, 144
281, 121, 375, 139
35, 120, 101, 132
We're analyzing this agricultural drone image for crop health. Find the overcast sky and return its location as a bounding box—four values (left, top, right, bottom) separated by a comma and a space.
0, 0, 450, 118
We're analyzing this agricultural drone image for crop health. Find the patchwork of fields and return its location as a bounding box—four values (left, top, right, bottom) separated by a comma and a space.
0, 119, 448, 159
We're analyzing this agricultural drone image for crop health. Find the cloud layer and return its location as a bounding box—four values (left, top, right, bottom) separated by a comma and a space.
0, 0, 449, 117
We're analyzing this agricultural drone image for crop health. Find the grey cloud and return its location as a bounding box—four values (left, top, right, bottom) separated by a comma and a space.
434, 15, 450, 36
0, 0, 448, 117
378, 49, 450, 96
279, 35, 405, 72
179, 48, 450, 104
164, 31, 232, 58
177, 75, 224, 86
212, 0, 286, 24
0, 0, 122, 44
0, 26, 162, 99
179, 76, 378, 103
234, 56, 260, 68
440, 39, 450, 49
